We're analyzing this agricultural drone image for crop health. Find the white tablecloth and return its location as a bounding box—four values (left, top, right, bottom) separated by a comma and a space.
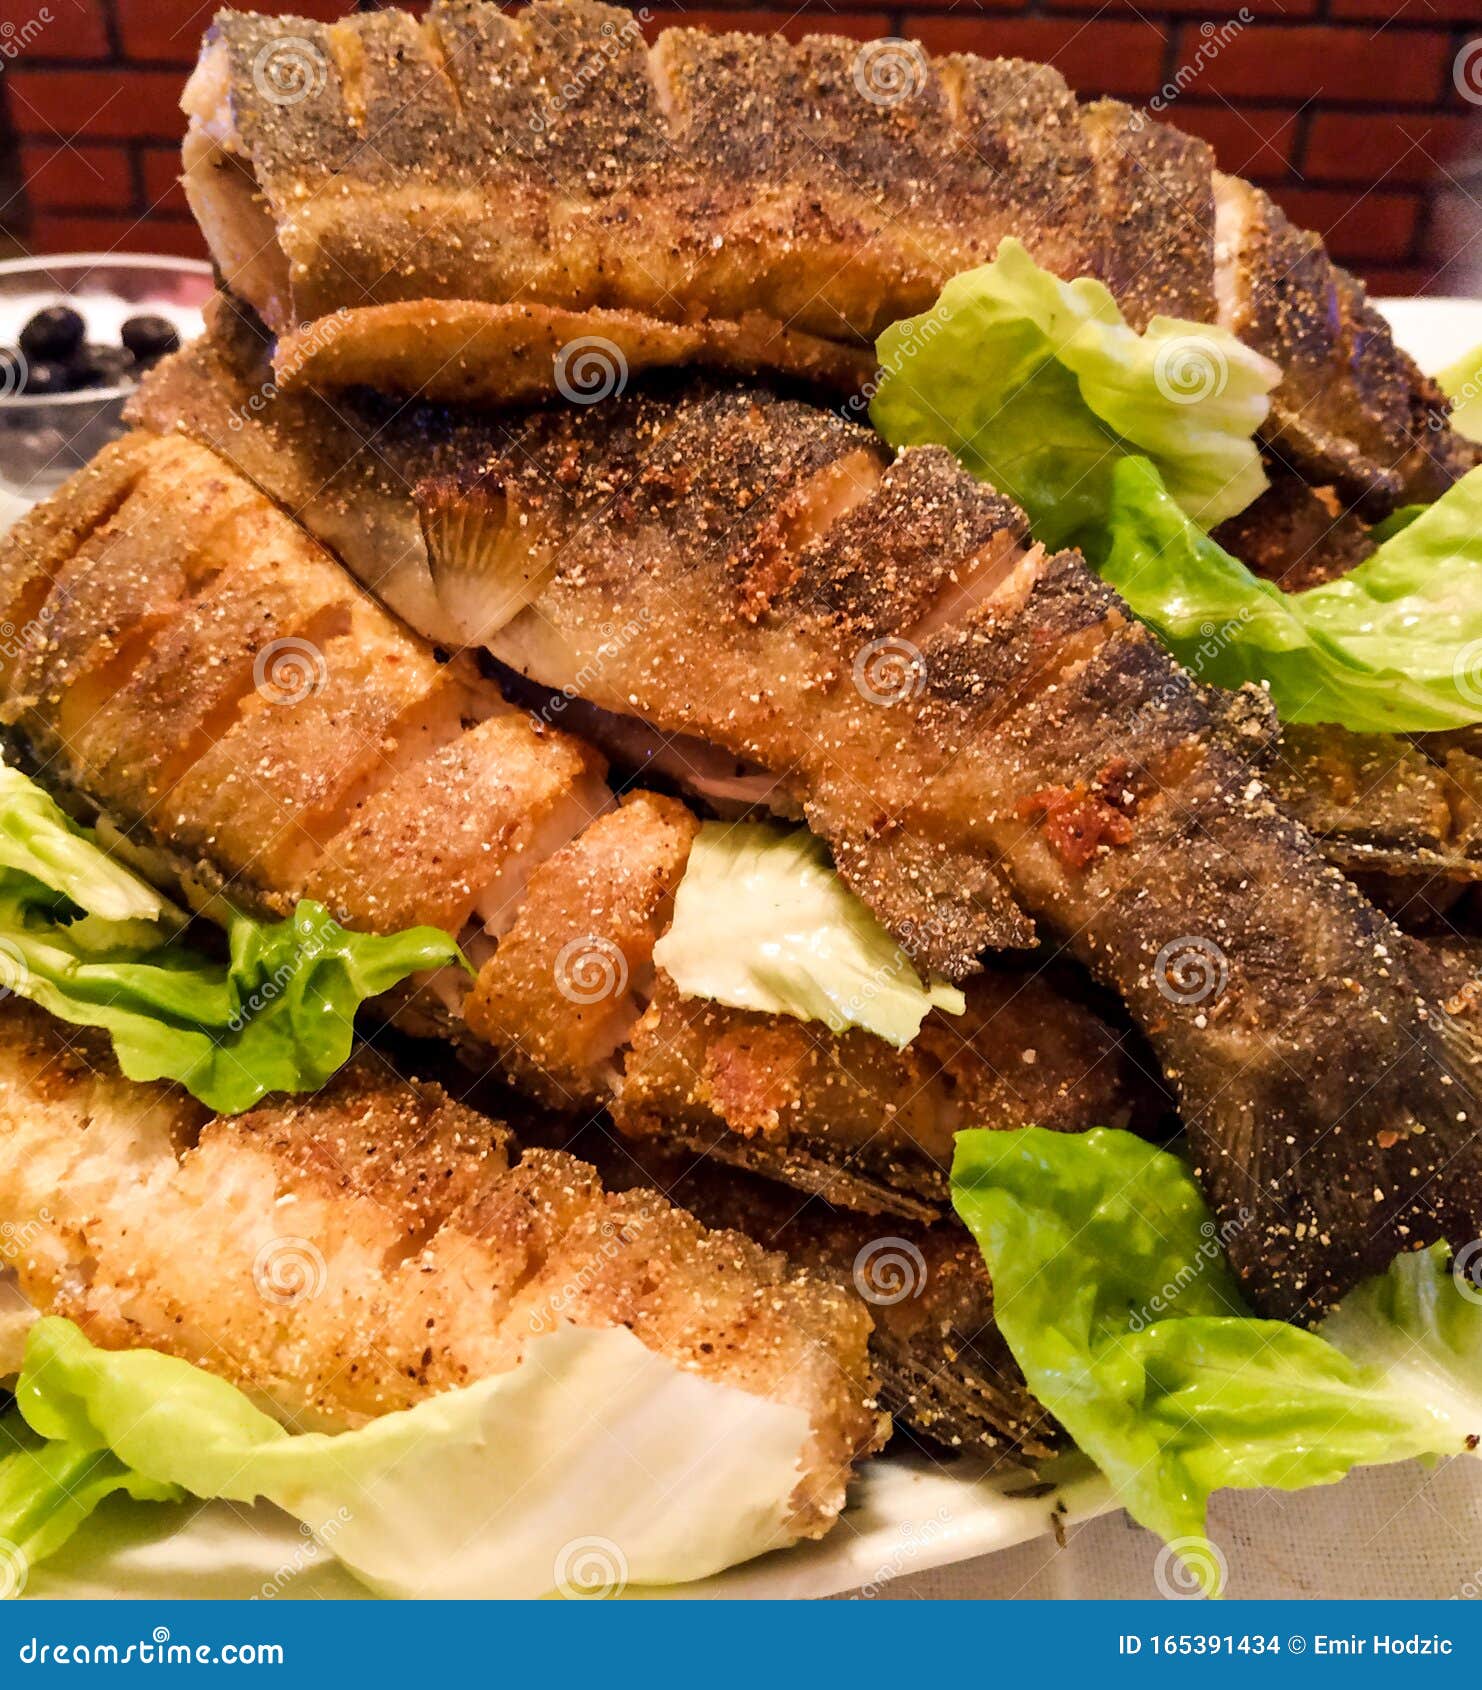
855, 1461, 1482, 1599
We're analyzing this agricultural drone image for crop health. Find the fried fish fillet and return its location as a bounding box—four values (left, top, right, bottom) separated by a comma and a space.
1268, 724, 1482, 889
129, 328, 1482, 1320
526, 1121, 1060, 1464
432, 387, 1482, 1318
0, 429, 1135, 1227
1211, 468, 1378, 592
179, 0, 1467, 509
0, 996, 883, 1536
617, 973, 1134, 1221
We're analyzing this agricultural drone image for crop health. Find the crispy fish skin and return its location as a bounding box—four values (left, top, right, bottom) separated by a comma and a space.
0, 998, 882, 1535
1211, 468, 1378, 592
454, 388, 1482, 1317
130, 324, 1482, 1316
0, 429, 1135, 1225
0, 433, 609, 929
1268, 724, 1482, 881
134, 313, 1037, 965
1265, 724, 1482, 930
180, 0, 1467, 507
617, 973, 1134, 1220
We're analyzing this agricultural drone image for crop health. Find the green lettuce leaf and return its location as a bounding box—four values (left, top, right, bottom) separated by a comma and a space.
652, 822, 963, 1048
1099, 455, 1482, 733
1437, 341, 1482, 444
0, 1406, 180, 1592
0, 766, 466, 1113
870, 238, 1278, 548
12, 1316, 809, 1599
0, 767, 177, 926
951, 1126, 1481, 1596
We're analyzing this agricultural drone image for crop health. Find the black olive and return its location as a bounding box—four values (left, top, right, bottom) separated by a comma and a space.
0, 348, 26, 397
120, 314, 180, 363
21, 360, 77, 395
19, 304, 85, 364
72, 344, 133, 389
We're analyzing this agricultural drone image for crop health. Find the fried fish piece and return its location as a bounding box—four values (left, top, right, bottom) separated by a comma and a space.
616, 973, 1135, 1221
0, 996, 884, 1536
0, 429, 1136, 1227
129, 338, 1482, 1320
529, 1122, 1061, 1463
455, 391, 1482, 1318
179, 0, 1467, 508
1211, 467, 1378, 592
1266, 723, 1482, 928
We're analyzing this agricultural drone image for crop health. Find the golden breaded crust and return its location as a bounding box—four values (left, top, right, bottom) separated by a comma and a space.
182, 0, 1462, 506
0, 997, 883, 1535
463, 791, 699, 1106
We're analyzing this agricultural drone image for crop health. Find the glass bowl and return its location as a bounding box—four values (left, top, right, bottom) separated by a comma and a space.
0, 252, 213, 501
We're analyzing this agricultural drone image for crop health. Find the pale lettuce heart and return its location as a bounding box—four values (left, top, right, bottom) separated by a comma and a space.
15, 1317, 810, 1599
653, 822, 964, 1049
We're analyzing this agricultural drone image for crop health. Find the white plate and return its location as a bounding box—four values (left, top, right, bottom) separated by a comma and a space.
12, 294, 1481, 1603
26, 1457, 1112, 1602
1376, 296, 1482, 375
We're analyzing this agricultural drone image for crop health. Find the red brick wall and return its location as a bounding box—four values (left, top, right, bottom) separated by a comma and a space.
1, 0, 1479, 293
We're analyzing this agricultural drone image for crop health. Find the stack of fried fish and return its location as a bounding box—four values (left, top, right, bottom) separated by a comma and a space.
3, 0, 1482, 1559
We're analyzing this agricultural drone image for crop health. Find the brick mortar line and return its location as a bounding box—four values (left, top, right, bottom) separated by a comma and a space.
99, 0, 125, 62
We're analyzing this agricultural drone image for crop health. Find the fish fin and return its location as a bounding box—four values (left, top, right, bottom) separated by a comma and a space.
416, 473, 556, 646
684, 1133, 947, 1226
